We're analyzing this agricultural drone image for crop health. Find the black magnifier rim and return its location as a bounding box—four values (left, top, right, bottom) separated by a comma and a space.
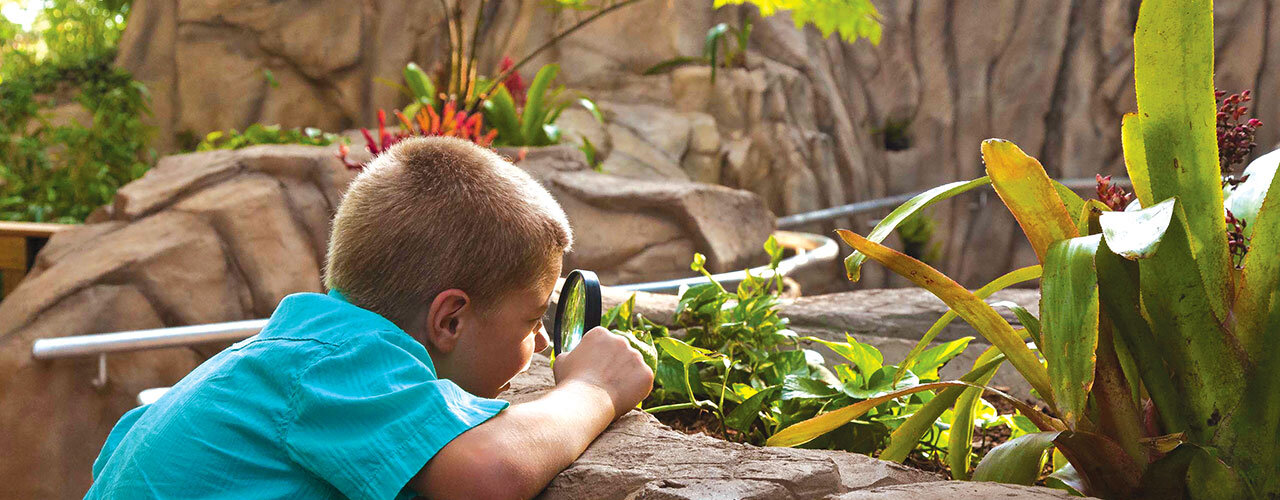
552, 269, 601, 355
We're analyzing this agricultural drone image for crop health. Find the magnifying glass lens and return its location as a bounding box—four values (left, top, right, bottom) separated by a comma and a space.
560, 277, 587, 353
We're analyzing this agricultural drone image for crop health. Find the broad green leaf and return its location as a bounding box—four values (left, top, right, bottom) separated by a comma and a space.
615, 330, 657, 373
766, 380, 1060, 448
1136, 198, 1244, 443
725, 386, 779, 432
945, 345, 1004, 478
654, 336, 715, 366
1099, 197, 1175, 259
1094, 237, 1188, 434
879, 348, 1004, 464
521, 64, 561, 142
403, 62, 436, 107
804, 335, 881, 377
781, 375, 839, 401
1121, 113, 1154, 207
843, 227, 1053, 404
982, 139, 1080, 262
1041, 234, 1102, 427
481, 85, 522, 144
1133, 0, 1233, 319
1141, 444, 1252, 500
1224, 149, 1279, 238
843, 176, 992, 282
972, 431, 1059, 485
1232, 153, 1280, 351
895, 264, 1042, 384
911, 337, 972, 381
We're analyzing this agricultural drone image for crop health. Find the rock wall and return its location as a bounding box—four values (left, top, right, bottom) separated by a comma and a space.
0, 144, 772, 497
116, 0, 1278, 286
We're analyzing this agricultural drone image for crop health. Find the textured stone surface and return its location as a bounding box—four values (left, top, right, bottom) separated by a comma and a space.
507, 146, 775, 283
506, 355, 1078, 500
116, 0, 1280, 287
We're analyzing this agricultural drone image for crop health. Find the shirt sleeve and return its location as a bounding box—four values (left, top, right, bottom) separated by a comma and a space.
92, 404, 150, 479
281, 334, 509, 500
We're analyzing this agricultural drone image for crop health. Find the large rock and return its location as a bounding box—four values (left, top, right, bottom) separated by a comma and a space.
500, 145, 775, 284
115, 0, 1280, 287
0, 144, 772, 496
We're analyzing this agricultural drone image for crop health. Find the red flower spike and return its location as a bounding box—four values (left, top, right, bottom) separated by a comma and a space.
499, 56, 529, 108
360, 128, 378, 154
1095, 174, 1134, 211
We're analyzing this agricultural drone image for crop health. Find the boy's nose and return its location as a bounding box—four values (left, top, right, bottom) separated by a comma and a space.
534, 324, 550, 353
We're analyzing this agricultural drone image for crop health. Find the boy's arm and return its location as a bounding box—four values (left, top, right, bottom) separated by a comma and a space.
409, 328, 653, 500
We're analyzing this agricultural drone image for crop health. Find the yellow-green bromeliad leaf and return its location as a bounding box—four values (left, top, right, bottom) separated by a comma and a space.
981, 139, 1080, 263
837, 229, 1055, 409
1041, 235, 1103, 429
1133, 0, 1233, 320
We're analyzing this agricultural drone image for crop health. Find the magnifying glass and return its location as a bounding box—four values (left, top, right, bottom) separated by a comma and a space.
552, 270, 601, 356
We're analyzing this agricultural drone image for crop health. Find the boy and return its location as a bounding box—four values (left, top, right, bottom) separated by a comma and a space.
87, 137, 655, 499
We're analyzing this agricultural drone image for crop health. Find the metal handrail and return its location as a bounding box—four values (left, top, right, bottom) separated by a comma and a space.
29, 231, 838, 361
777, 177, 1129, 228
613, 230, 837, 293
31, 319, 267, 360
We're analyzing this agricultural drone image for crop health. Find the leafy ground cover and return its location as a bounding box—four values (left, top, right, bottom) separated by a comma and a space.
600, 237, 1032, 469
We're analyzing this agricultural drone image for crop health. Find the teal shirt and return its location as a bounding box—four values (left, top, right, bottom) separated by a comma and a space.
87, 290, 509, 500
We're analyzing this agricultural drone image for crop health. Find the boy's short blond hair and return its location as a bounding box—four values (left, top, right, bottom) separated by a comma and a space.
325, 137, 572, 328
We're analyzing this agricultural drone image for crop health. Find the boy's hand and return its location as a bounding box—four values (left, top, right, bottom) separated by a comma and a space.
551, 327, 654, 420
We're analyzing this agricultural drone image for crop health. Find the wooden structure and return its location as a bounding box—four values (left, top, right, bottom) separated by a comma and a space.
0, 222, 71, 298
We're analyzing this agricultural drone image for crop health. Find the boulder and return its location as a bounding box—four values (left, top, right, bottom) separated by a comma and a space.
512, 355, 1082, 500
116, 0, 1280, 286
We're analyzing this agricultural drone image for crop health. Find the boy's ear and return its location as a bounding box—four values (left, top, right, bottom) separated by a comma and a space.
424, 289, 470, 353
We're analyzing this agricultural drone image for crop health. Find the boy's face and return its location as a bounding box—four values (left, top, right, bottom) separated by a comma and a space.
438, 261, 560, 398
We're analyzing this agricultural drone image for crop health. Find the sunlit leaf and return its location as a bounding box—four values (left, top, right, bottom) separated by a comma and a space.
1041, 234, 1102, 427
895, 264, 1042, 384
972, 431, 1058, 485
843, 176, 992, 282
840, 229, 1055, 405
1098, 197, 1175, 259
1121, 113, 1154, 207
981, 139, 1079, 262
1133, 0, 1232, 319
767, 380, 1060, 448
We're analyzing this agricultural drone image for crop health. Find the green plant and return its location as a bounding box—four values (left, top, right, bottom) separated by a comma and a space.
0, 0, 149, 223
605, 237, 982, 459
195, 124, 338, 151
481, 63, 602, 148
644, 21, 752, 83
0, 54, 151, 223
767, 2, 1280, 498
713, 0, 881, 44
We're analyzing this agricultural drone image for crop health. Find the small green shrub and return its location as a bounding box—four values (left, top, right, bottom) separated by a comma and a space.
196, 124, 338, 151
605, 237, 987, 461
1, 0, 150, 223
0, 55, 151, 223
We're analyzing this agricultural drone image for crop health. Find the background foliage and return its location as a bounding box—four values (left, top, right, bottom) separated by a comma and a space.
1, 0, 150, 223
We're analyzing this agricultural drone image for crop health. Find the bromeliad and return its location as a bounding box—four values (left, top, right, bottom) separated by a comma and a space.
766, 1, 1280, 498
